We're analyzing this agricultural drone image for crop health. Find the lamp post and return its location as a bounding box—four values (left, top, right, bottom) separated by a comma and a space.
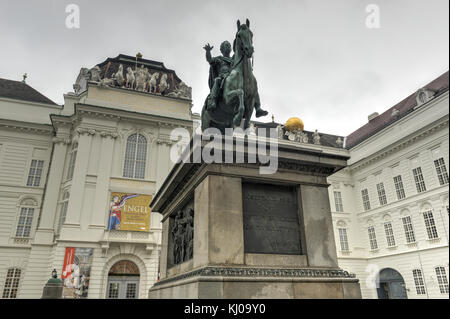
41, 269, 63, 299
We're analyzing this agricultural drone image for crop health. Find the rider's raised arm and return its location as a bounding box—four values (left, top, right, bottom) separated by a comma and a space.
205, 50, 213, 64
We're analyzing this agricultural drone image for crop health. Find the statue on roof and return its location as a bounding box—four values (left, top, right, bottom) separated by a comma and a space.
89, 66, 102, 82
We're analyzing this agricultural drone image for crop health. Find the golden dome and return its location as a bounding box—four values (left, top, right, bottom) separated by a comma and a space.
284, 117, 304, 132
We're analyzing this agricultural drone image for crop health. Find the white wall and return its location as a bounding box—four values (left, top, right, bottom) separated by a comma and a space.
328, 91, 449, 299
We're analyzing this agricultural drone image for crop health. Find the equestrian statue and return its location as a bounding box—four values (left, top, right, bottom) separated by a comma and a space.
201, 19, 268, 133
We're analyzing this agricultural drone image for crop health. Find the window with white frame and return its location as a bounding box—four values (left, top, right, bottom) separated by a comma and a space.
423, 210, 439, 239
361, 189, 371, 211
384, 222, 396, 247
338, 228, 349, 251
15, 207, 34, 238
57, 191, 70, 234
393, 175, 406, 200
26, 159, 44, 187
368, 226, 378, 250
334, 191, 344, 212
123, 133, 147, 179
402, 216, 416, 243
2, 268, 21, 299
412, 269, 426, 295
376, 183, 388, 206
67, 143, 78, 180
412, 167, 426, 193
434, 158, 449, 186
435, 267, 449, 294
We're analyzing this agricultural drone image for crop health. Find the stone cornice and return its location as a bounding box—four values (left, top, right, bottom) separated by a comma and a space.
349, 117, 449, 173
75, 127, 119, 139
0, 119, 54, 135
75, 103, 193, 129
50, 114, 76, 131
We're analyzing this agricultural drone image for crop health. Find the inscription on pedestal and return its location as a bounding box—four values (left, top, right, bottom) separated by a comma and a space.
242, 183, 302, 255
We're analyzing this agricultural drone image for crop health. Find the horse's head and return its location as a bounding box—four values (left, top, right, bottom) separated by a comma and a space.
235, 19, 254, 57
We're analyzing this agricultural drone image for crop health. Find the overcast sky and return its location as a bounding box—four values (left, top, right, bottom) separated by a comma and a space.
0, 0, 448, 136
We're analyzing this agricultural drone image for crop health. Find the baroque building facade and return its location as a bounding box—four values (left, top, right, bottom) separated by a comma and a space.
0, 55, 195, 299
328, 71, 449, 299
0, 55, 448, 299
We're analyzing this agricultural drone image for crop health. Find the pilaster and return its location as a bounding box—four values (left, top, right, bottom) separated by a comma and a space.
64, 128, 95, 227
34, 137, 70, 244
90, 131, 118, 228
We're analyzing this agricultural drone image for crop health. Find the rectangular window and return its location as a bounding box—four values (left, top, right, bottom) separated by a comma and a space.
402, 216, 416, 243
338, 228, 349, 251
412, 269, 426, 295
57, 201, 69, 234
368, 226, 378, 250
67, 149, 77, 180
434, 158, 449, 185
2, 268, 21, 299
334, 191, 344, 212
377, 183, 388, 206
435, 267, 449, 294
384, 222, 396, 247
108, 283, 119, 299
393, 175, 406, 200
26, 160, 44, 187
413, 167, 426, 193
126, 283, 137, 299
15, 208, 34, 238
423, 211, 439, 239
361, 189, 371, 211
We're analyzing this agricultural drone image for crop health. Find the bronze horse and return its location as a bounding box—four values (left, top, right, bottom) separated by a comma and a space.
201, 19, 268, 133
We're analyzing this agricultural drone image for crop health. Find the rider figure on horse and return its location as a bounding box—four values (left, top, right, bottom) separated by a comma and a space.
201, 20, 269, 132
203, 41, 233, 110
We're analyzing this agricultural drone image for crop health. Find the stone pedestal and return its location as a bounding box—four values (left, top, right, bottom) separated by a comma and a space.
148, 135, 361, 299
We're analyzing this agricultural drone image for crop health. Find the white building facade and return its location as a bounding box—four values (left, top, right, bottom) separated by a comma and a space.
1, 57, 448, 299
328, 71, 449, 299
0, 55, 195, 299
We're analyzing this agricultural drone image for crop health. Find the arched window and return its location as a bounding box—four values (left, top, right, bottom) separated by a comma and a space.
67, 142, 78, 180
123, 134, 147, 179
2, 268, 21, 299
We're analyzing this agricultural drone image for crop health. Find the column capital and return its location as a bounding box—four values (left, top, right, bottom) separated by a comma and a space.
52, 137, 71, 145
99, 130, 119, 139
76, 127, 97, 136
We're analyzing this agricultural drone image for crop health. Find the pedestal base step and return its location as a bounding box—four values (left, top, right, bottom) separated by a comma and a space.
148, 266, 361, 299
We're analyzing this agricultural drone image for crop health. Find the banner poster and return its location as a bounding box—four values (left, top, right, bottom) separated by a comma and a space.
107, 192, 152, 232
61, 247, 93, 298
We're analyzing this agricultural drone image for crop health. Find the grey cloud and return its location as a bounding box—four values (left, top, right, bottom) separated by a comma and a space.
0, 0, 448, 136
